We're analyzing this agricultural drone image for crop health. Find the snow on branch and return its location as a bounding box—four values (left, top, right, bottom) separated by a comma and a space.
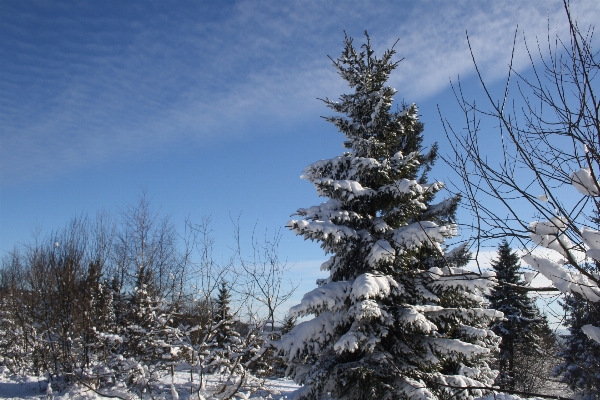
276, 311, 341, 362
392, 221, 457, 252
289, 280, 351, 316
522, 254, 600, 302
582, 324, 600, 344
289, 273, 400, 317
571, 167, 600, 196
428, 338, 490, 363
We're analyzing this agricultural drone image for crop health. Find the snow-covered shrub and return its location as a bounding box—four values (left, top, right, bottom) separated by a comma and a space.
92, 283, 188, 396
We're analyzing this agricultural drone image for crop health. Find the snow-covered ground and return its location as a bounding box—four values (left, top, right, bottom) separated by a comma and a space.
0, 366, 300, 399
1, 365, 575, 400
0, 366, 573, 400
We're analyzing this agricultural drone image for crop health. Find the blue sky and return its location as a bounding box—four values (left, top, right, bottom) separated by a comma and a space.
1, 0, 598, 311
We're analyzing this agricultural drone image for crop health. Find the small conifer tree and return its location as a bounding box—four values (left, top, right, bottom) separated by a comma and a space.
280, 314, 296, 336
487, 240, 553, 391
214, 281, 234, 346
276, 33, 501, 400
204, 280, 241, 374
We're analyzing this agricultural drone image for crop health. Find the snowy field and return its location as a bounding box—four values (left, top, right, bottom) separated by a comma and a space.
0, 366, 300, 399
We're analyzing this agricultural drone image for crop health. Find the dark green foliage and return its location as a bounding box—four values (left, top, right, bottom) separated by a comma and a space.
280, 314, 296, 335
487, 240, 553, 391
214, 280, 233, 346
555, 292, 600, 398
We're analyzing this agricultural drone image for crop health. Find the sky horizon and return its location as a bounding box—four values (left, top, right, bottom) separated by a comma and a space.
1, 0, 598, 316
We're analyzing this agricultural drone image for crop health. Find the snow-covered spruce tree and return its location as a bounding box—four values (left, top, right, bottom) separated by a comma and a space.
486, 240, 552, 392
204, 280, 242, 375
554, 291, 600, 397
277, 33, 501, 400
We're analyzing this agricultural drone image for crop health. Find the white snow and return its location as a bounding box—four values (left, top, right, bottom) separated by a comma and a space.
379, 178, 421, 197
522, 253, 600, 302
582, 226, 600, 250
429, 338, 490, 357
288, 273, 399, 317
0, 366, 300, 400
366, 239, 395, 265
475, 393, 525, 400
288, 281, 350, 315
312, 178, 375, 199
523, 271, 537, 283
582, 324, 600, 344
350, 273, 399, 300
427, 267, 496, 301
287, 219, 357, 243
529, 216, 567, 235
276, 311, 341, 362
571, 167, 600, 196
392, 221, 457, 252
397, 308, 437, 333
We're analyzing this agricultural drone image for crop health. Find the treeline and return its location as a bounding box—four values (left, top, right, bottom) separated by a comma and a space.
0, 196, 295, 398
0, 198, 593, 399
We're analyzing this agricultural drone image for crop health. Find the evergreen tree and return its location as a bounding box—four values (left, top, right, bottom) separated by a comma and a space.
204, 280, 242, 374
214, 281, 233, 346
555, 292, 600, 398
280, 314, 296, 336
276, 33, 501, 400
487, 240, 553, 392
96, 272, 184, 396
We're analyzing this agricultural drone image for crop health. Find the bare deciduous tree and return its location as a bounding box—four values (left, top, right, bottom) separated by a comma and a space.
233, 221, 299, 334
441, 1, 598, 396
442, 0, 598, 303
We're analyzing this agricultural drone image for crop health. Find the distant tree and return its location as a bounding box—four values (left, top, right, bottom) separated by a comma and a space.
0, 193, 293, 398
280, 314, 296, 336
0, 251, 40, 375
487, 240, 554, 392
214, 281, 235, 345
276, 33, 501, 400
555, 291, 600, 397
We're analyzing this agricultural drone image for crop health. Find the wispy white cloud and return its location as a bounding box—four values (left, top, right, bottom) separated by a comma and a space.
1, 0, 597, 183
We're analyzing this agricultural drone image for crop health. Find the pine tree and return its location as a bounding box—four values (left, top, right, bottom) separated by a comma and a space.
276, 33, 501, 400
487, 240, 553, 392
555, 292, 600, 398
